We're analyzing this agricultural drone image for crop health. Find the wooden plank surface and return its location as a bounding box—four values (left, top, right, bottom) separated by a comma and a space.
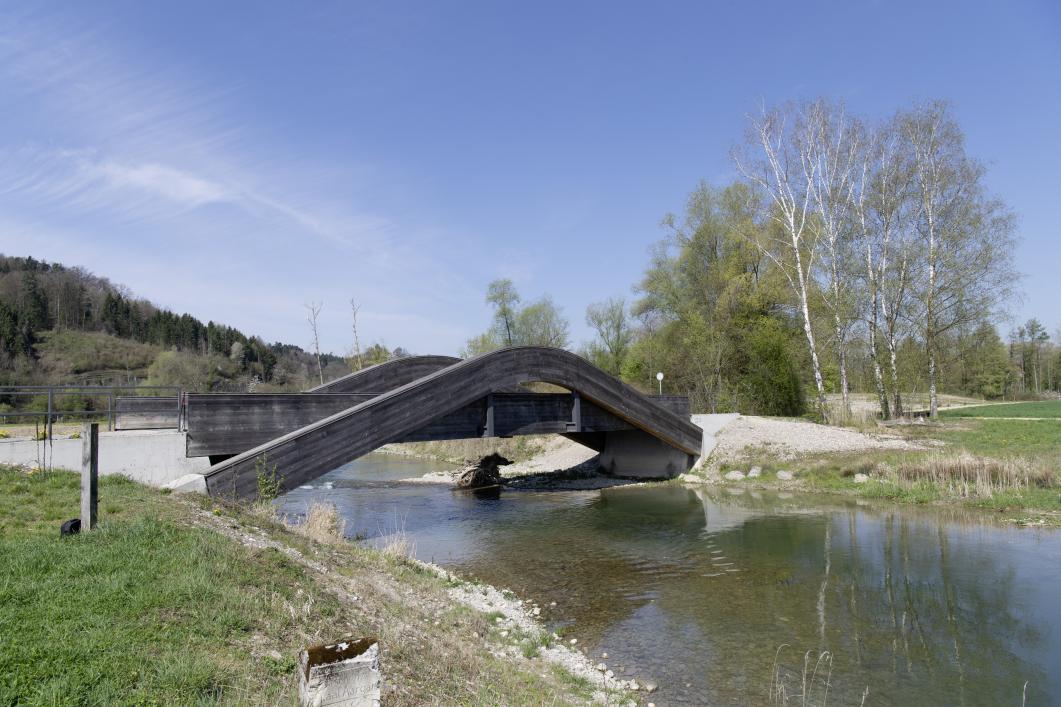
307, 355, 460, 393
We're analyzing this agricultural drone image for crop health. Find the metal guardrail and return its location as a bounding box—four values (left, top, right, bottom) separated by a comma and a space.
0, 385, 181, 437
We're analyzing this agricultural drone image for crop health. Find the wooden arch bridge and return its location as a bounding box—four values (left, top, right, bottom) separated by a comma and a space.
185, 347, 703, 500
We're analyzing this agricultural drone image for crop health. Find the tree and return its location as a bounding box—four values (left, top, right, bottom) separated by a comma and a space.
486, 279, 520, 346
20, 271, 51, 333
349, 298, 364, 371
464, 281, 571, 354
803, 99, 864, 420
734, 102, 831, 421
964, 322, 1011, 399
514, 297, 570, 348
1023, 319, 1049, 394
628, 181, 798, 414
584, 298, 633, 376
904, 102, 1019, 416
305, 301, 325, 386
856, 114, 917, 419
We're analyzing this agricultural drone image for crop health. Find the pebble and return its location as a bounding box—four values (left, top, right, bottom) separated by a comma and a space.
532, 607, 541, 615
549, 601, 557, 606
853, 472, 870, 483
601, 652, 608, 658
724, 470, 745, 481
644, 682, 658, 693
605, 669, 614, 679
776, 470, 794, 480
569, 638, 578, 645
748, 466, 762, 478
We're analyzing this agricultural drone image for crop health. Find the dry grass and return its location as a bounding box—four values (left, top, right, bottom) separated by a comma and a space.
291, 502, 347, 544
887, 453, 1055, 497
379, 531, 416, 559
769, 645, 840, 707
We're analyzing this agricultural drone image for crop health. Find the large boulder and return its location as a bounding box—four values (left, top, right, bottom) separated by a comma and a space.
456, 453, 512, 489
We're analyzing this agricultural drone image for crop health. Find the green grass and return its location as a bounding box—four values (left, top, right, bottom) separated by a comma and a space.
935, 418, 1061, 459
0, 467, 603, 705
940, 400, 1061, 419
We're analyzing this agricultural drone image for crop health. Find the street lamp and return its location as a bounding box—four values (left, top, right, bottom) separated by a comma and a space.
656, 371, 664, 396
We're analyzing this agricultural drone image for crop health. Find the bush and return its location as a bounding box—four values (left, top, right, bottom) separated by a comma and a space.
740, 319, 805, 417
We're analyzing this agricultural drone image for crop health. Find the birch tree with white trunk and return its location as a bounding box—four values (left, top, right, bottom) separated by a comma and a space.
803, 99, 863, 421
305, 301, 325, 386
856, 117, 918, 419
904, 102, 1018, 417
734, 103, 830, 422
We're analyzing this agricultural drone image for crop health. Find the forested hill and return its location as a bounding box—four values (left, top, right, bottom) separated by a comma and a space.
0, 255, 353, 391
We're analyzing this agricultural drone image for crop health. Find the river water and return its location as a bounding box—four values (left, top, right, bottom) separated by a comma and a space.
276, 453, 1061, 705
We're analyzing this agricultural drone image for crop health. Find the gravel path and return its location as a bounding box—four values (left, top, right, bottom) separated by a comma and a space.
710, 415, 922, 462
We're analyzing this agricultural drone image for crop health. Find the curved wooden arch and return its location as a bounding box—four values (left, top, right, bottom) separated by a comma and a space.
307, 355, 461, 393
204, 346, 702, 499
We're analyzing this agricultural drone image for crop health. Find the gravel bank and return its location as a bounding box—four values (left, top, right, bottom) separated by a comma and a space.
711, 415, 923, 462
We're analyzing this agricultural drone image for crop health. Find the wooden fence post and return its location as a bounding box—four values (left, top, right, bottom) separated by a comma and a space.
81, 422, 98, 531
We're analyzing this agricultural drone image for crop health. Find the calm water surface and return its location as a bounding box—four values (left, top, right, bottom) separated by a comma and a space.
277, 453, 1061, 706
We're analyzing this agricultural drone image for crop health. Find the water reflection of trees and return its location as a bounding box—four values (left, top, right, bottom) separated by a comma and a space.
678, 488, 1048, 705
448, 485, 1048, 706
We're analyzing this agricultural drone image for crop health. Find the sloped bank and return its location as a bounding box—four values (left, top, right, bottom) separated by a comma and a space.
0, 465, 641, 705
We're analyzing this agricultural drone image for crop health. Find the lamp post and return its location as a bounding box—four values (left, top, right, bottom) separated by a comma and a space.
656, 371, 664, 396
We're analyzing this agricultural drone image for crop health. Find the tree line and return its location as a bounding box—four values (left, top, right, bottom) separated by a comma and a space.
466, 99, 1048, 420
0, 255, 345, 388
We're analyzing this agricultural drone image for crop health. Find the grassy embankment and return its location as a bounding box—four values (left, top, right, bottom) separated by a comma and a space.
0, 466, 604, 705
704, 401, 1061, 526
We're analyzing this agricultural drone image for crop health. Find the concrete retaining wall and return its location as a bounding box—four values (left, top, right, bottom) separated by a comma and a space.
0, 430, 210, 487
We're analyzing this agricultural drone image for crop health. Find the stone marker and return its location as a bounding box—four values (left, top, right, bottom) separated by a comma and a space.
299, 637, 380, 707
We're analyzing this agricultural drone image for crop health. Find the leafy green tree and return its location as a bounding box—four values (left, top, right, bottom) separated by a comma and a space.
486, 279, 520, 346
963, 322, 1012, 399
584, 298, 633, 375
19, 271, 51, 333
514, 297, 569, 348
464, 281, 570, 355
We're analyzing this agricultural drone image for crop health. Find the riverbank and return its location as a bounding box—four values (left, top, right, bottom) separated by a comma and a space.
687, 413, 1061, 527
382, 414, 1060, 525
0, 465, 640, 705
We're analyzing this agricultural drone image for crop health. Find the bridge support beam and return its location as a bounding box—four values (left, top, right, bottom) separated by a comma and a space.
597, 429, 695, 479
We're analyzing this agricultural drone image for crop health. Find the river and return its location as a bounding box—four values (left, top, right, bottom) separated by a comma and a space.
276, 452, 1061, 706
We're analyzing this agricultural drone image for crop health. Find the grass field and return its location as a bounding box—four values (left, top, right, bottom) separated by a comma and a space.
0, 467, 600, 705
940, 400, 1061, 418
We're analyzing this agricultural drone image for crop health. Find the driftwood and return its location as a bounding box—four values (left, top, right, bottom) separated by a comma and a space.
455, 453, 512, 489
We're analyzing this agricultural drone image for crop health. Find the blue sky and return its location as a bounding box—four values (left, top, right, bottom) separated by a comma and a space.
1, 1, 1058, 356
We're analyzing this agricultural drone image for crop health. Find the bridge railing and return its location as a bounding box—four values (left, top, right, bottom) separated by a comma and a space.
0, 385, 182, 436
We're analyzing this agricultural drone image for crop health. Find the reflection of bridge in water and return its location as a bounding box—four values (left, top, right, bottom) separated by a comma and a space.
187, 347, 704, 500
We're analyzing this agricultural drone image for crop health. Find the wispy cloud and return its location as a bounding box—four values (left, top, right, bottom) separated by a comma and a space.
0, 8, 488, 354
97, 161, 230, 207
